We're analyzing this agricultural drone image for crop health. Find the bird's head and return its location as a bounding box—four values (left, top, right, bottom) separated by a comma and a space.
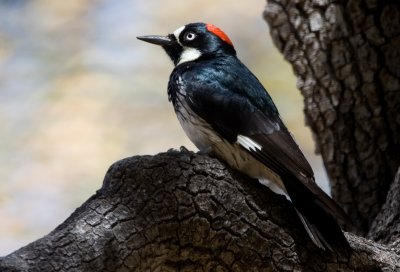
137, 22, 236, 66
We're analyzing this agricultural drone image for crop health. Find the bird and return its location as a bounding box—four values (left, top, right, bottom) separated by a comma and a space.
137, 22, 351, 252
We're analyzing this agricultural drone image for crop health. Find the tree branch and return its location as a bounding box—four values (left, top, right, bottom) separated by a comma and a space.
0, 151, 398, 271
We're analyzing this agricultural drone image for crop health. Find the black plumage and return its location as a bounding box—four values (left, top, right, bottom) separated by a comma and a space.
138, 22, 351, 252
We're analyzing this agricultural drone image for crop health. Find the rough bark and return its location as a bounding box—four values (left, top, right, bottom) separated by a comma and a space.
0, 151, 399, 271
368, 167, 400, 246
264, 0, 400, 234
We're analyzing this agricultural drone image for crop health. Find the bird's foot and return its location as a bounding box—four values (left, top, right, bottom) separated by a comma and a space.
179, 146, 191, 153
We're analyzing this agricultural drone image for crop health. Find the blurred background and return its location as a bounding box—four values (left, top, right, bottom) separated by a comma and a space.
0, 0, 328, 255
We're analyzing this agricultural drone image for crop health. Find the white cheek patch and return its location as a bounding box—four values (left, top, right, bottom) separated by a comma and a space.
177, 47, 202, 65
237, 135, 262, 152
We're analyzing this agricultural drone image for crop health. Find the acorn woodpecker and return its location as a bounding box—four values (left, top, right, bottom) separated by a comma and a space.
137, 23, 351, 252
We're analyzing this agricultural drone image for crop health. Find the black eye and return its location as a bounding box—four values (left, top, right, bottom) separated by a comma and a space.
184, 32, 196, 41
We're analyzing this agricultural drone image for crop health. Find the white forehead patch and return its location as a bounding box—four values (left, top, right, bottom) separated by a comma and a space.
173, 25, 185, 45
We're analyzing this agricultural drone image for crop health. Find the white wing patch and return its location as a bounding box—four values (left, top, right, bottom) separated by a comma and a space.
236, 135, 262, 152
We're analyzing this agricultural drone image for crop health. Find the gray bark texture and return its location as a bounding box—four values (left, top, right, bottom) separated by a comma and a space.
263, 0, 400, 234
0, 151, 399, 271
368, 167, 400, 247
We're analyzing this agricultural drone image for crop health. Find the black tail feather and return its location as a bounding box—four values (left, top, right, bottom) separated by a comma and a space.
236, 135, 351, 253
294, 207, 350, 253
283, 177, 351, 254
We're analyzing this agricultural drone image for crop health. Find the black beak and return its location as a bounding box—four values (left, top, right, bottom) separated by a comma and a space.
137, 35, 173, 46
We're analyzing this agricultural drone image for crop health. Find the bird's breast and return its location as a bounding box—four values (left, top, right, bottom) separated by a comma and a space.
169, 80, 287, 198
174, 93, 220, 152
168, 74, 220, 151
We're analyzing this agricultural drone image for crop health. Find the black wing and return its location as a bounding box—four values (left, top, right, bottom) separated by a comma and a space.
182, 67, 315, 182
180, 62, 351, 251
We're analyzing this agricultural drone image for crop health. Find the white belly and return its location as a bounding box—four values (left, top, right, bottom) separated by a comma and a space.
175, 103, 219, 152
175, 102, 289, 199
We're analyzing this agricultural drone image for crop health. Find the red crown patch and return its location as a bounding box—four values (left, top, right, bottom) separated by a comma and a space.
206, 24, 233, 46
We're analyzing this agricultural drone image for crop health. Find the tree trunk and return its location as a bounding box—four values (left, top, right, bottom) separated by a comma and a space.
368, 167, 400, 245
264, 0, 400, 234
0, 151, 399, 271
